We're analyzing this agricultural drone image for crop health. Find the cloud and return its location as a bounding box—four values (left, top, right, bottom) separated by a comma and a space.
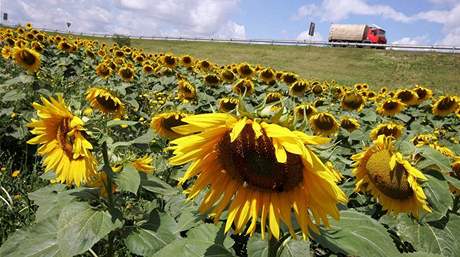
415, 3, 460, 45
293, 0, 413, 23
296, 31, 323, 42
392, 35, 429, 45
3, 0, 246, 39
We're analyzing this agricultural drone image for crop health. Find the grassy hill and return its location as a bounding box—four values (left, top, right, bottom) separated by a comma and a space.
76, 34, 460, 93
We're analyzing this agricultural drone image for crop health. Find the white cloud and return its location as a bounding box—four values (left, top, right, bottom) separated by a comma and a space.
3, 0, 246, 39
415, 4, 460, 45
296, 31, 323, 42
392, 35, 429, 45
293, 0, 413, 23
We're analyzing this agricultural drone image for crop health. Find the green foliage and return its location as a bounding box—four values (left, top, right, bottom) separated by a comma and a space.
113, 34, 131, 47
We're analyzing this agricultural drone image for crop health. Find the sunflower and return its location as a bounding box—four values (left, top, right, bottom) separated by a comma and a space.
95, 63, 112, 79
340, 117, 360, 132
259, 68, 276, 84
1, 46, 12, 59
150, 112, 187, 139
31, 41, 44, 53
396, 89, 418, 106
58, 41, 76, 53
160, 54, 177, 69
177, 79, 196, 101
203, 74, 220, 87
27, 96, 97, 186
219, 98, 239, 112
118, 65, 135, 82
180, 55, 193, 67
413, 86, 433, 103
132, 155, 154, 174
289, 80, 309, 97
370, 123, 404, 140
341, 92, 365, 111
311, 83, 323, 95
432, 96, 458, 116
376, 98, 406, 116
142, 64, 154, 74
352, 135, 430, 217
265, 92, 284, 104
220, 69, 236, 83
233, 79, 255, 96
12, 47, 41, 73
237, 63, 255, 78
197, 60, 213, 72
411, 134, 437, 147
168, 113, 346, 239
281, 72, 298, 85
380, 87, 388, 94
294, 104, 317, 119
450, 159, 460, 195
309, 112, 339, 136
85, 87, 125, 117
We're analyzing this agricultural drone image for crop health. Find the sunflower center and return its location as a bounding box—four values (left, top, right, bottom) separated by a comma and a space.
56, 118, 74, 157
377, 126, 400, 138
21, 50, 37, 65
162, 115, 187, 133
398, 91, 415, 102
261, 70, 274, 80
342, 94, 364, 109
239, 65, 252, 76
341, 119, 357, 130
437, 97, 455, 111
217, 125, 303, 192
415, 88, 427, 99
383, 101, 398, 110
220, 100, 238, 111
313, 115, 335, 130
366, 150, 413, 199
96, 95, 120, 112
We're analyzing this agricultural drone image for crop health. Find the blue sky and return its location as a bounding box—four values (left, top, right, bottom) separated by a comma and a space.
5, 0, 460, 45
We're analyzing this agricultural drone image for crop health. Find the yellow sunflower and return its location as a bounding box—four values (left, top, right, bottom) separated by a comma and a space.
168, 113, 347, 239
449, 158, 460, 195
311, 83, 323, 95
281, 72, 298, 85
413, 86, 433, 103
118, 65, 135, 82
370, 123, 404, 140
95, 63, 112, 79
309, 112, 339, 136
27, 96, 97, 186
180, 55, 193, 67
294, 104, 317, 119
341, 92, 365, 111
396, 89, 418, 106
1, 46, 12, 59
233, 79, 255, 96
132, 155, 154, 174
12, 47, 41, 73
237, 63, 255, 78
265, 92, 284, 104
204, 74, 220, 87
160, 54, 177, 69
150, 112, 187, 139
220, 69, 236, 83
432, 96, 458, 116
177, 80, 196, 101
352, 135, 430, 218
219, 97, 239, 112
259, 68, 276, 84
340, 116, 361, 132
85, 87, 125, 117
289, 80, 309, 97
376, 98, 406, 116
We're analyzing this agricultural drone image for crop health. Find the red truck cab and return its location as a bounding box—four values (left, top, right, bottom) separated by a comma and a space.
367, 27, 387, 44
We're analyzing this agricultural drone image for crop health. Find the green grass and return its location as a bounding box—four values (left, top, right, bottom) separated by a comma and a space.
75, 34, 460, 93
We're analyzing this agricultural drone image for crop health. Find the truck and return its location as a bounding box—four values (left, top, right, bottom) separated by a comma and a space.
328, 24, 387, 47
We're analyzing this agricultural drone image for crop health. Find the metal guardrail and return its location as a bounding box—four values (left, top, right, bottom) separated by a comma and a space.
4, 25, 460, 54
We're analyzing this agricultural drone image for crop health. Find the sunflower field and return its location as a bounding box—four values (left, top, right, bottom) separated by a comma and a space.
0, 24, 460, 257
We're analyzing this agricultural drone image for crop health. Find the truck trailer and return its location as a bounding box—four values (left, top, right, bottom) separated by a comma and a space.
328, 24, 387, 46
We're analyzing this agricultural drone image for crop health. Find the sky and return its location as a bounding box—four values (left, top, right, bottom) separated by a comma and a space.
2, 0, 460, 45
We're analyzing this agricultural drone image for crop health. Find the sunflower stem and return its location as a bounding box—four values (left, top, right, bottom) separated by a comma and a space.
267, 237, 279, 257
101, 141, 115, 257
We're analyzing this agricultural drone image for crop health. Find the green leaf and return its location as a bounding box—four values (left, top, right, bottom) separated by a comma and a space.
151, 223, 234, 257
107, 119, 138, 127
2, 89, 26, 102
141, 174, 178, 196
395, 113, 411, 123
133, 129, 155, 144
277, 238, 311, 257
186, 223, 234, 249
57, 202, 122, 256
420, 147, 452, 173
312, 210, 400, 257
114, 164, 141, 194
361, 109, 377, 122
0, 218, 66, 257
445, 175, 460, 191
396, 215, 460, 257
28, 184, 76, 222
247, 234, 268, 257
174, 208, 202, 234
420, 171, 453, 222
125, 211, 178, 256
402, 253, 443, 257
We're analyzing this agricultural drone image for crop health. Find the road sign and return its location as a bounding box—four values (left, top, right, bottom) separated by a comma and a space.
308, 22, 315, 36
66, 22, 71, 28
3, 13, 7, 21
